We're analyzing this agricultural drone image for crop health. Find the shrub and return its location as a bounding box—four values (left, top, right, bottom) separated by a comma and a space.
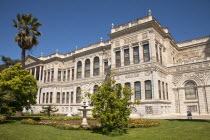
128, 119, 160, 128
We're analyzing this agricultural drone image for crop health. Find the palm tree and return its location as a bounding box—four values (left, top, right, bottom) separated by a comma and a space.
13, 14, 42, 68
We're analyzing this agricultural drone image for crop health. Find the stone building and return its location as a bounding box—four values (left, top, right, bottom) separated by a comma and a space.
25, 11, 210, 117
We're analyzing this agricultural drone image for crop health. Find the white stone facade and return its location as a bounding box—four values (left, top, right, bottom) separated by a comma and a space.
25, 13, 210, 117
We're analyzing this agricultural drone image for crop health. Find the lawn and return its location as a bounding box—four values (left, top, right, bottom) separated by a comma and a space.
0, 119, 210, 140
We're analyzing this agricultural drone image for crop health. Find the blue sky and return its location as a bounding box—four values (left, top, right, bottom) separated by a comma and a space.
0, 0, 210, 62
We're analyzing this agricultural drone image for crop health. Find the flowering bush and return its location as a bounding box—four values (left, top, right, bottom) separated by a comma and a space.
128, 119, 160, 128
40, 116, 96, 121
0, 114, 6, 122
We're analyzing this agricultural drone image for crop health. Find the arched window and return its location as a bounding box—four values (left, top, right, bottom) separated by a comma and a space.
77, 61, 82, 79
76, 87, 81, 103
134, 81, 141, 99
145, 80, 152, 99
85, 59, 90, 77
93, 57, 100, 76
125, 82, 131, 88
93, 85, 99, 94
185, 81, 197, 100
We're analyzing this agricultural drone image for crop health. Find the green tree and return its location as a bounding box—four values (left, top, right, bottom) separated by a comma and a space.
0, 63, 37, 116
89, 77, 132, 135
0, 56, 20, 72
40, 105, 59, 117
13, 14, 42, 68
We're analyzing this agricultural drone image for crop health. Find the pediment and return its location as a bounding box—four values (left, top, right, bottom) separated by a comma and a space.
25, 55, 39, 65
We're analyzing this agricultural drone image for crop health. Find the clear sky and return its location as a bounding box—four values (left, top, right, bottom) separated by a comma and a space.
0, 0, 210, 63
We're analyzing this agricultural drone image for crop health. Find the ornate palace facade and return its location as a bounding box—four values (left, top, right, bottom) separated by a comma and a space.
25, 12, 210, 117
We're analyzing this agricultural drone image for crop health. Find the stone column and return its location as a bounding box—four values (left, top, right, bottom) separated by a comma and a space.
74, 87, 77, 104
53, 87, 57, 103
149, 31, 156, 62
153, 72, 159, 100
65, 69, 68, 81
129, 45, 133, 65
74, 61, 77, 79
139, 42, 143, 63
99, 55, 103, 76
90, 58, 93, 77
121, 48, 124, 67
34, 67, 37, 79
111, 49, 116, 68
46, 69, 48, 82
49, 69, 52, 82
70, 68, 72, 81
39, 66, 42, 82
30, 68, 32, 74
36, 88, 40, 104
82, 60, 85, 78
42, 67, 45, 83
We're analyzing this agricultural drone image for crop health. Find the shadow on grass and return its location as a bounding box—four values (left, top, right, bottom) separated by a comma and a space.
0, 120, 17, 124
166, 119, 210, 123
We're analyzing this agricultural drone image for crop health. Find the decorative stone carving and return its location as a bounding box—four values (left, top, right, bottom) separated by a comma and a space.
125, 73, 139, 78
142, 33, 148, 39
25, 58, 36, 65
172, 75, 182, 84
124, 36, 138, 45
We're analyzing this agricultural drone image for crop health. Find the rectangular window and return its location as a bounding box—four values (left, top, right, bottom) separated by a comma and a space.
187, 105, 197, 112
158, 80, 161, 99
62, 92, 65, 104
104, 61, 109, 74
47, 70, 50, 82
56, 92, 60, 103
116, 51, 121, 67
51, 69, 54, 82
162, 82, 165, 100
124, 49, 130, 66
166, 83, 169, 100
42, 93, 45, 103
159, 47, 162, 64
156, 44, 159, 62
134, 82, 141, 99
66, 92, 69, 104
133, 46, 139, 64
44, 71, 46, 83
71, 92, 74, 103
145, 80, 152, 99
143, 44, 150, 62
72, 69, 74, 80
125, 82, 131, 99
63, 70, 66, 82
58, 70, 61, 81
50, 92, 53, 103
46, 92, 49, 103
67, 69, 70, 81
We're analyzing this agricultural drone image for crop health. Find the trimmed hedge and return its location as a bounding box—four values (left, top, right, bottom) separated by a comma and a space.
9, 116, 41, 121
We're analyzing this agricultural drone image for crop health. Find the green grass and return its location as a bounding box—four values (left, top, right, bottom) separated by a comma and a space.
0, 119, 210, 140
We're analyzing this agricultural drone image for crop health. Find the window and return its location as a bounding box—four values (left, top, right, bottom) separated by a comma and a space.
44, 71, 46, 82
93, 85, 99, 94
46, 92, 49, 103
145, 80, 152, 99
116, 51, 121, 67
77, 61, 82, 79
42, 93, 45, 103
158, 80, 161, 99
104, 61, 109, 74
124, 49, 130, 66
50, 92, 53, 103
85, 59, 90, 77
47, 70, 50, 82
76, 87, 81, 103
143, 44, 150, 62
62, 92, 65, 103
72, 68, 74, 80
66, 92, 69, 104
71, 92, 74, 103
133, 46, 139, 64
93, 57, 100, 76
63, 70, 66, 82
185, 81, 197, 100
58, 70, 61, 81
162, 82, 165, 100
187, 105, 197, 112
67, 69, 70, 81
155, 44, 159, 62
125, 82, 131, 99
51, 69, 54, 82
159, 47, 162, 64
134, 81, 141, 99
56, 92, 60, 103
166, 83, 169, 100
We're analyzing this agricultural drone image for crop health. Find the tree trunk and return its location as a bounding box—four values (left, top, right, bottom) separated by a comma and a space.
21, 48, 25, 69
